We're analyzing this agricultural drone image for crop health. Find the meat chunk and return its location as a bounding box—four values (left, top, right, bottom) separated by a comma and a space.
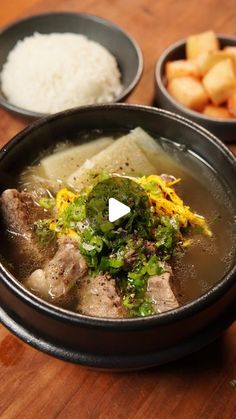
25, 268, 49, 298
26, 237, 87, 299
124, 249, 137, 268
1, 189, 49, 267
77, 274, 126, 318
124, 240, 157, 268
146, 269, 179, 313
144, 240, 157, 256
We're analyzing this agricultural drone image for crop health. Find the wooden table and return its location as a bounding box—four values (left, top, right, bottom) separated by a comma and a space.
0, 1, 235, 418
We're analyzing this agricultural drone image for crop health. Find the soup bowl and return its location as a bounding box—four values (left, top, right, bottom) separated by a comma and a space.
0, 12, 143, 119
0, 104, 235, 370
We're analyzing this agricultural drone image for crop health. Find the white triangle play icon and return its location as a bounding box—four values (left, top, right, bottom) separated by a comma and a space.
108, 198, 131, 222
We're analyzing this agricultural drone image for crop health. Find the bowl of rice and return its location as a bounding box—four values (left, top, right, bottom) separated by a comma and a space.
0, 12, 143, 118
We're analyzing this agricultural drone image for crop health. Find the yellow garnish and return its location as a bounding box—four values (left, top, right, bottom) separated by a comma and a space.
49, 188, 80, 239
55, 188, 78, 215
60, 228, 79, 240
137, 175, 212, 236
49, 220, 79, 240
49, 220, 57, 231
167, 178, 181, 187
182, 238, 193, 248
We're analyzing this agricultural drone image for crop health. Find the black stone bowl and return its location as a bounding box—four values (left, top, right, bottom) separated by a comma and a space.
0, 12, 143, 119
155, 35, 236, 143
0, 104, 236, 370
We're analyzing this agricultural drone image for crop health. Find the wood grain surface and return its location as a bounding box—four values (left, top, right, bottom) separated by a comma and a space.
0, 1, 235, 418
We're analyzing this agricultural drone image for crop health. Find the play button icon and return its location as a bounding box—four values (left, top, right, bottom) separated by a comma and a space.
86, 176, 149, 232
108, 198, 131, 222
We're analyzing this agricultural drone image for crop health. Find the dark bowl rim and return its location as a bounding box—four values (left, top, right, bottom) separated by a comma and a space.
0, 103, 236, 330
0, 11, 143, 118
155, 33, 236, 124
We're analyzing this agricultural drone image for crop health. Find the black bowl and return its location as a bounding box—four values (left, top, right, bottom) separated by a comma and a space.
0, 104, 236, 370
155, 35, 236, 143
0, 12, 143, 119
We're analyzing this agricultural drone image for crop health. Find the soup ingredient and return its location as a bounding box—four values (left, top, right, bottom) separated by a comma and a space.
77, 274, 125, 318
0, 189, 51, 267
25, 237, 87, 299
40, 137, 114, 183
167, 76, 208, 111
186, 30, 219, 60
68, 127, 177, 190
68, 128, 158, 189
165, 30, 236, 118
0, 32, 122, 114
202, 59, 236, 105
146, 270, 178, 313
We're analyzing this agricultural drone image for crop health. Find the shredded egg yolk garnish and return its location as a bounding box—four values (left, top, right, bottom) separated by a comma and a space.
137, 175, 212, 236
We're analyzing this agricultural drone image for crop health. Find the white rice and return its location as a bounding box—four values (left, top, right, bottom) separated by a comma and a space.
0, 32, 123, 114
